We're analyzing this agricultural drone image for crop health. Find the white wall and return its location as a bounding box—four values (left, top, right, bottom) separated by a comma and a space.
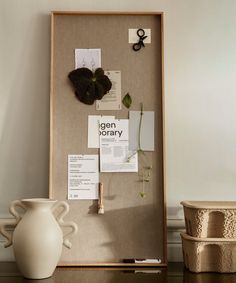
165, 0, 236, 219
1, 0, 236, 261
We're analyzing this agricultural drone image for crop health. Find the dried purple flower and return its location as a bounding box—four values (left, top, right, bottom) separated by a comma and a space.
68, 68, 112, 105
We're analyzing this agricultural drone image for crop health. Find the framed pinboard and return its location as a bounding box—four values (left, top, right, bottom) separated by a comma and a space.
50, 11, 166, 267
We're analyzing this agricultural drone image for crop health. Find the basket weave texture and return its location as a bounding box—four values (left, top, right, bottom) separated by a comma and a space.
181, 201, 236, 273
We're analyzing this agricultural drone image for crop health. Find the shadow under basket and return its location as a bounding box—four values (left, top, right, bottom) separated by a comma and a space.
181, 232, 236, 273
181, 201, 236, 238
184, 268, 236, 283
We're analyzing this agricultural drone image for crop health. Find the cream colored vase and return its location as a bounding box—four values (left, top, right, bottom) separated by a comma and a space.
0, 198, 78, 279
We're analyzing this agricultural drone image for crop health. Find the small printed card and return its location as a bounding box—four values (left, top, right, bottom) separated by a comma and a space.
100, 119, 138, 172
68, 155, 99, 200
75, 48, 101, 71
96, 71, 121, 110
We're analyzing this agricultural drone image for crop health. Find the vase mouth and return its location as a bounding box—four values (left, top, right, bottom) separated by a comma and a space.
21, 198, 57, 204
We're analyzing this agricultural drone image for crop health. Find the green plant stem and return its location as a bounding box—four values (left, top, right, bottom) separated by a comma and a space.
127, 103, 144, 162
142, 174, 145, 193
138, 103, 143, 151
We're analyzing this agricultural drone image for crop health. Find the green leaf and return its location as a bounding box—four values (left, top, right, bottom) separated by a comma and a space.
139, 192, 146, 198
122, 93, 132, 109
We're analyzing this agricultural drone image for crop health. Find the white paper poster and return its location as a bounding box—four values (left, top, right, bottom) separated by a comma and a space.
75, 49, 101, 71
96, 71, 122, 110
87, 115, 115, 148
68, 155, 99, 200
100, 119, 138, 172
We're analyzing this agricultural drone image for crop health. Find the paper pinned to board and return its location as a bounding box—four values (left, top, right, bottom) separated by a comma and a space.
75, 49, 101, 71
128, 29, 151, 43
68, 154, 99, 200
100, 119, 138, 172
129, 111, 155, 151
96, 71, 121, 110
88, 115, 115, 148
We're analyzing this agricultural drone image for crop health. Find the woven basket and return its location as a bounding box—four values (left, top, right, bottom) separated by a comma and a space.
181, 201, 236, 238
181, 232, 236, 273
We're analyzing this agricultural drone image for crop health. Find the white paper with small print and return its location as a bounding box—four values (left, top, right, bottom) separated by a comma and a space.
96, 71, 121, 110
68, 155, 99, 200
99, 119, 138, 172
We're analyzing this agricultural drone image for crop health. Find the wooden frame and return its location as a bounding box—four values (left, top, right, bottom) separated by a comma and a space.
50, 11, 166, 267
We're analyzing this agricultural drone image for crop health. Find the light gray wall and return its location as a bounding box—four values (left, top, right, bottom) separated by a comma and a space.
1, 0, 236, 261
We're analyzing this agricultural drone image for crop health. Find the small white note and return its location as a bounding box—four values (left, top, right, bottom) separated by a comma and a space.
68, 155, 99, 200
96, 71, 122, 110
75, 49, 101, 71
128, 29, 151, 44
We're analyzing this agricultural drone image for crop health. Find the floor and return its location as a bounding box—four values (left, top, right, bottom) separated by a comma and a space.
1, 262, 236, 282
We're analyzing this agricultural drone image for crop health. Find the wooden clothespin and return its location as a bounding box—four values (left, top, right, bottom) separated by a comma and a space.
98, 182, 104, 214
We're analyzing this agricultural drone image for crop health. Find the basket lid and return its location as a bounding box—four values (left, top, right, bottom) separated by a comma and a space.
180, 200, 236, 209
181, 232, 236, 242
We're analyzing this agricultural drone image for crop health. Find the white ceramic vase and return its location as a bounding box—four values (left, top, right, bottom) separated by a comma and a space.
0, 198, 77, 279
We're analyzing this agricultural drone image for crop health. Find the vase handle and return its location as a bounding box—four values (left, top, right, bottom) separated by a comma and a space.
9, 200, 27, 223
0, 219, 17, 248
52, 201, 78, 249
0, 200, 26, 248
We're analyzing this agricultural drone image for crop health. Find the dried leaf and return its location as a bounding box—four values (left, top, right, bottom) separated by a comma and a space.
139, 192, 146, 198
122, 93, 132, 109
94, 68, 104, 77
68, 68, 112, 105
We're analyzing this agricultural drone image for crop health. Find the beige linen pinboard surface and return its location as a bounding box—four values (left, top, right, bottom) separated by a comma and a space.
50, 12, 166, 265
